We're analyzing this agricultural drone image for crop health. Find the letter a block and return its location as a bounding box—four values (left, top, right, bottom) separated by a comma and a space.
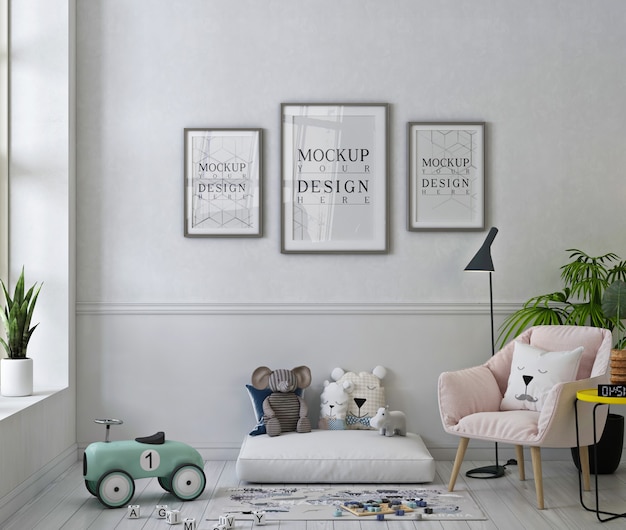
183, 518, 197, 530
127, 505, 140, 519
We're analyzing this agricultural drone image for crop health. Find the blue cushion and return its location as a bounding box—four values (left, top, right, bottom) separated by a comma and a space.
246, 384, 304, 436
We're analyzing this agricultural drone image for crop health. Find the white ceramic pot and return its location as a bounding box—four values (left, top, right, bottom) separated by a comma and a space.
1, 357, 33, 397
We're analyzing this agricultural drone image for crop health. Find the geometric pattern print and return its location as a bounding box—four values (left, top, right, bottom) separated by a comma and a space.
192, 135, 257, 229
416, 129, 479, 222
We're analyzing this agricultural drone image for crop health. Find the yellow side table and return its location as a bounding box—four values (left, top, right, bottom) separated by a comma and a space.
575, 389, 626, 522
577, 388, 626, 405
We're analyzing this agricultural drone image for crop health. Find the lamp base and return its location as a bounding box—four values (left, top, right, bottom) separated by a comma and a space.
465, 464, 506, 479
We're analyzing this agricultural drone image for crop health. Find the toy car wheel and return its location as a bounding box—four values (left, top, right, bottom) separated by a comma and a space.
170, 464, 206, 501
85, 480, 98, 496
96, 470, 135, 508
158, 476, 171, 492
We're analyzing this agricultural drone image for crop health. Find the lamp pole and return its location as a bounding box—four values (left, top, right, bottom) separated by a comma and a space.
464, 227, 505, 479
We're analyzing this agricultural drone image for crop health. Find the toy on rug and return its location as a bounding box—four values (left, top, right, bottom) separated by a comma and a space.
318, 379, 354, 430
83, 419, 206, 508
341, 498, 415, 517
251, 366, 312, 436
331, 366, 386, 429
370, 406, 407, 436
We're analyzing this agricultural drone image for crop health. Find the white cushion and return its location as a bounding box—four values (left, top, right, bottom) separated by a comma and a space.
501, 341, 584, 412
235, 429, 435, 483
333, 370, 386, 430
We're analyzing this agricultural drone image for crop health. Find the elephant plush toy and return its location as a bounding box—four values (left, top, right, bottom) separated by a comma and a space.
251, 366, 312, 437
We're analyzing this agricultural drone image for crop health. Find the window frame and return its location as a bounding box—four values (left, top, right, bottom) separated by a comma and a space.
0, 0, 8, 283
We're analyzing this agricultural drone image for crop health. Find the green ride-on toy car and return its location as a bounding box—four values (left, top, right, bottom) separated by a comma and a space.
83, 419, 206, 508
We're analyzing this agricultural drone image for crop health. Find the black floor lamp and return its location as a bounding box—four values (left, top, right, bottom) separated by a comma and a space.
464, 226, 506, 479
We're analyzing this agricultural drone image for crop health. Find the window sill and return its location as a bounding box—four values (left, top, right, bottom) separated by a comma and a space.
0, 387, 66, 421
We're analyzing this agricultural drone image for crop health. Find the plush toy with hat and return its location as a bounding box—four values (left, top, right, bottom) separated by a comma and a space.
251, 366, 312, 437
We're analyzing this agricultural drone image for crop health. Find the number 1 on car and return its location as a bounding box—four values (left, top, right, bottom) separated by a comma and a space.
140, 450, 160, 471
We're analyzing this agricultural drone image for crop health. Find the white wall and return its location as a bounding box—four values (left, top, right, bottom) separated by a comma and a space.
76, 0, 626, 457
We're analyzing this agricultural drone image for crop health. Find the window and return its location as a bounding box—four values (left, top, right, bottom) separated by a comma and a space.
0, 0, 8, 281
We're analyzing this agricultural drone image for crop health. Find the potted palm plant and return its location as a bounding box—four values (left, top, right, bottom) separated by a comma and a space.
498, 249, 626, 345
0, 268, 42, 397
602, 279, 626, 384
498, 249, 626, 474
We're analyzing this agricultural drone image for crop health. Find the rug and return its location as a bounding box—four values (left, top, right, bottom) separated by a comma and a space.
205, 485, 486, 522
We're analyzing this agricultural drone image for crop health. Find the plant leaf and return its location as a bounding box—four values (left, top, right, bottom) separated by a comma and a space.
0, 336, 8, 356
602, 280, 626, 319
497, 303, 567, 346
602, 279, 626, 344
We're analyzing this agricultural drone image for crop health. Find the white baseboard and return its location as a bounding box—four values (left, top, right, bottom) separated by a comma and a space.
429, 445, 575, 462
76, 441, 242, 462
0, 444, 78, 526
194, 444, 581, 463
194, 444, 242, 461
74, 442, 585, 465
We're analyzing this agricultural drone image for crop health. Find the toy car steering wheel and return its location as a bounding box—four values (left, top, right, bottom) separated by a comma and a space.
94, 418, 123, 442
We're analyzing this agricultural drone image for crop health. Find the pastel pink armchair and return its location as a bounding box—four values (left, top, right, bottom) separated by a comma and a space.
438, 325, 612, 509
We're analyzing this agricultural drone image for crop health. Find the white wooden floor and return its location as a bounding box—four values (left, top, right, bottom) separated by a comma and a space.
3, 458, 626, 529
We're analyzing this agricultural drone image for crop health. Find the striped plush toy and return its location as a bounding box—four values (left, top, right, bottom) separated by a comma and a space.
251, 366, 312, 437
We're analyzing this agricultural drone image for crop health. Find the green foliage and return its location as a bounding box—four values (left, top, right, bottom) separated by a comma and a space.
0, 268, 42, 359
602, 279, 626, 349
498, 249, 626, 347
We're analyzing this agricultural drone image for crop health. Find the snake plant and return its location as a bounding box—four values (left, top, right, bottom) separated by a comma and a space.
0, 268, 42, 359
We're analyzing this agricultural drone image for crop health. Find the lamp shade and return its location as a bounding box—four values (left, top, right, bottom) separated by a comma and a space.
465, 227, 498, 272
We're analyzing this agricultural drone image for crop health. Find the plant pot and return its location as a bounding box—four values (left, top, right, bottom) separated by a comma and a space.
610, 349, 626, 384
572, 413, 624, 474
0, 357, 33, 397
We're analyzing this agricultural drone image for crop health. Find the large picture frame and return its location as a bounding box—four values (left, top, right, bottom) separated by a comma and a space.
184, 128, 262, 237
408, 122, 485, 230
281, 103, 389, 253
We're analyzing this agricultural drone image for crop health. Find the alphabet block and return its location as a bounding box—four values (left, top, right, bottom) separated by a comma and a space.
219, 513, 235, 528
253, 510, 266, 525
210, 524, 226, 530
183, 518, 197, 530
156, 504, 168, 518
127, 505, 140, 519
166, 509, 181, 524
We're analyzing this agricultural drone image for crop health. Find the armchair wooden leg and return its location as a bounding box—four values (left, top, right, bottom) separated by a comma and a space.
579, 445, 591, 491
530, 446, 544, 510
448, 437, 469, 492
515, 445, 525, 481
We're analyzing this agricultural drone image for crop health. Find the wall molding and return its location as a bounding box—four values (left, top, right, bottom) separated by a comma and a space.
76, 301, 521, 316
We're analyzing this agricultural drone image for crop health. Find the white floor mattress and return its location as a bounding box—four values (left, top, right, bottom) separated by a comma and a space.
236, 429, 435, 483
